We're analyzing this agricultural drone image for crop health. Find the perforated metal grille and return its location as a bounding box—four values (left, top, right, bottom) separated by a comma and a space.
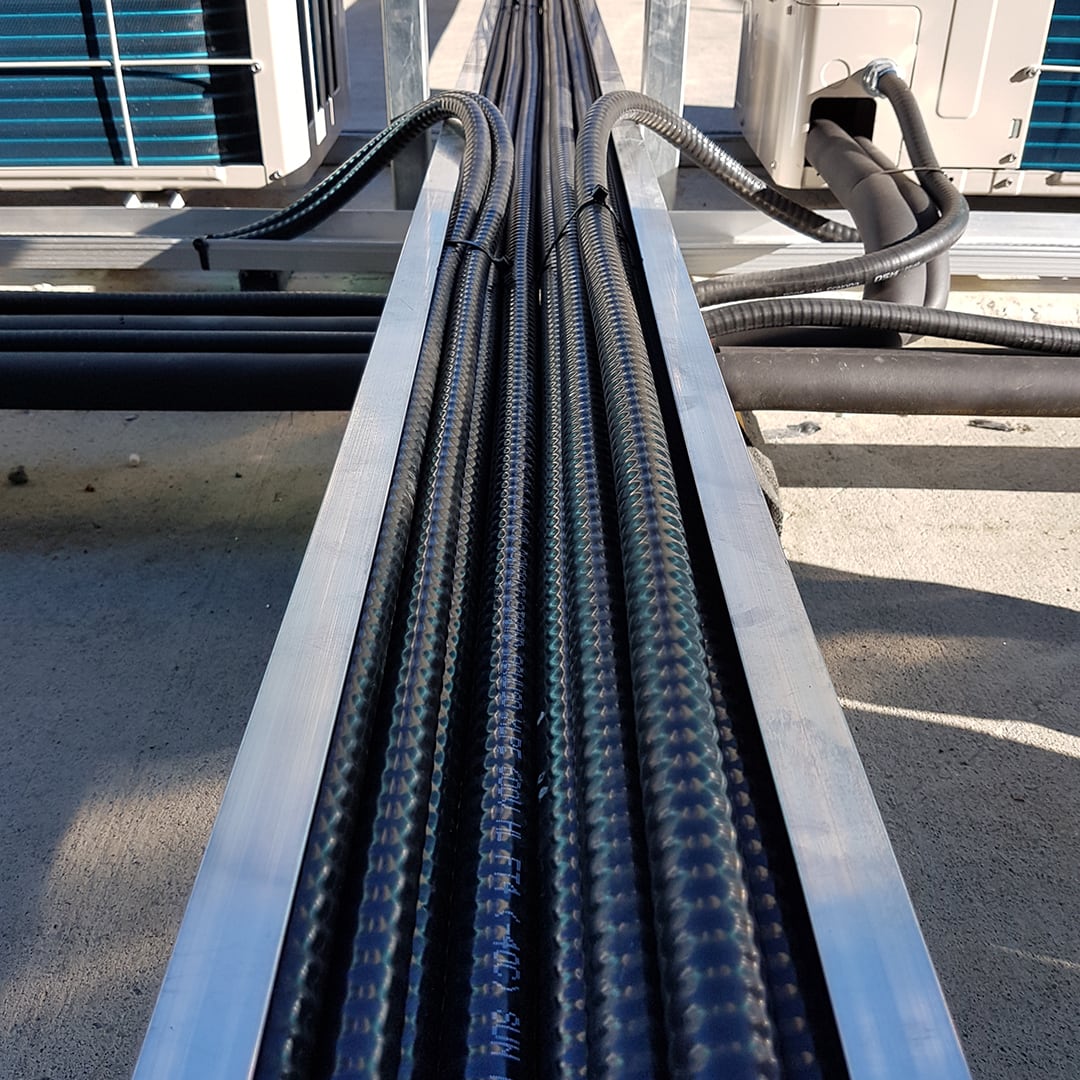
1022, 0, 1080, 170
0, 2, 260, 167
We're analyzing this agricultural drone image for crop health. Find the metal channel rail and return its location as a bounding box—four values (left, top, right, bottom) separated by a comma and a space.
131, 5, 499, 1076
134, 2, 970, 1078
2, 202, 1079, 278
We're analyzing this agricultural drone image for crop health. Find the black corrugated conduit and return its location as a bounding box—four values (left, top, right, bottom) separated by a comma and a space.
195, 91, 499, 251
576, 91, 857, 244
253, 81, 514, 1080
694, 69, 970, 312
543, 0, 667, 1073
704, 297, 1080, 354
577, 85, 783, 1080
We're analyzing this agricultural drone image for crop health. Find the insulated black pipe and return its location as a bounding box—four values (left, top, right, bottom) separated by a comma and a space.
14, 345, 1076, 418
0, 291, 385, 316
0, 329, 374, 353
0, 315, 379, 333
695, 69, 969, 311
718, 346, 1080, 416
854, 135, 950, 310
0, 352, 366, 412
804, 119, 925, 306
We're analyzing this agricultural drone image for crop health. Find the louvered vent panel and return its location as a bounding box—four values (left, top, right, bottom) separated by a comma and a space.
1023, 0, 1080, 170
0, 2, 260, 167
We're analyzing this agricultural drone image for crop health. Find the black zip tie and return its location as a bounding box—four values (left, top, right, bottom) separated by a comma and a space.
541, 184, 626, 274
444, 236, 511, 268
193, 236, 211, 272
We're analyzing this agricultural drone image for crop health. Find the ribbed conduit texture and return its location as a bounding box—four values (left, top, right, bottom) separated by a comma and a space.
247, 3, 831, 1078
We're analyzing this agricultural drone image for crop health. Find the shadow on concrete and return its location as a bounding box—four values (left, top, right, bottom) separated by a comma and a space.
790, 561, 1080, 724
766, 442, 1080, 492
0, 411, 345, 1079
789, 562, 1080, 1080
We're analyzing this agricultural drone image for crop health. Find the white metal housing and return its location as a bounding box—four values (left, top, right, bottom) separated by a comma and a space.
736, 0, 1080, 195
0, 0, 348, 191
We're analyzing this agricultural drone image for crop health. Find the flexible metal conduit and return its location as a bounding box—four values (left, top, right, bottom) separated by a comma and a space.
187, 3, 831, 1079
123, 14, 999, 1080
252, 88, 514, 1080
703, 297, 1080, 353
694, 70, 970, 312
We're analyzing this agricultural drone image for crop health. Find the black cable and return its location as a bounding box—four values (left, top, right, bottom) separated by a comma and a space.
576, 91, 857, 244
0, 291, 385, 316
195, 90, 499, 257
704, 297, 1080, 352
694, 70, 969, 311
577, 77, 781, 1080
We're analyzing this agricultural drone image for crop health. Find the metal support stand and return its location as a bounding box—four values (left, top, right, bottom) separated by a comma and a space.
641, 0, 690, 207
381, 0, 431, 209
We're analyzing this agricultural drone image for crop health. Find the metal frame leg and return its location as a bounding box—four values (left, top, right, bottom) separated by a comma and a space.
382, 0, 432, 208
641, 0, 690, 207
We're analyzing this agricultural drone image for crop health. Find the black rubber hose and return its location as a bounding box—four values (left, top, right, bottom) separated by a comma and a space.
536, 57, 590, 1080
577, 92, 780, 1080
578, 91, 857, 244
0, 329, 373, 353
548, 3, 666, 1075
0, 291, 385, 316
694, 70, 969, 311
0, 314, 378, 333
805, 120, 925, 306
717, 345, 1080, 416
854, 135, 950, 309
197, 90, 497, 250
0, 351, 364, 412
254, 92, 513, 1080
703, 298, 1080, 353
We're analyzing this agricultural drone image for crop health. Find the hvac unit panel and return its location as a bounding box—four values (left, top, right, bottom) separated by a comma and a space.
736, 0, 1080, 195
0, 0, 347, 190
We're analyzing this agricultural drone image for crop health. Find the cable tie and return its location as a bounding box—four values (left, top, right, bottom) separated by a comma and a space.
876, 165, 951, 177
193, 236, 211, 272
540, 184, 623, 273
444, 236, 511, 268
